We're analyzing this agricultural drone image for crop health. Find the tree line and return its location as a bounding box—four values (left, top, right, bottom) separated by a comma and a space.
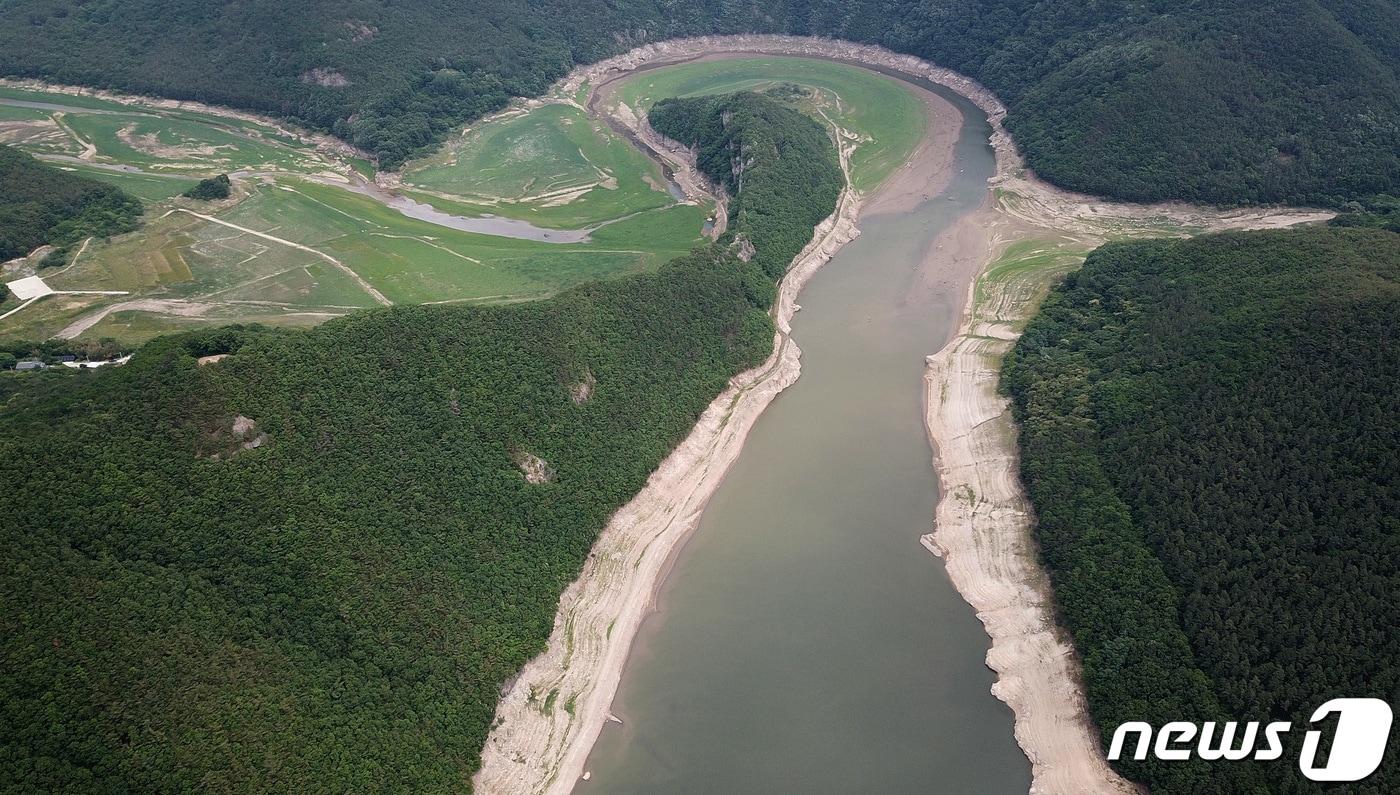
0, 144, 142, 261
2, 0, 1396, 203
1003, 224, 1400, 791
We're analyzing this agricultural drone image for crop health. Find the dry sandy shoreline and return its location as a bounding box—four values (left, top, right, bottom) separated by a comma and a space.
918, 204, 1329, 795
918, 204, 1142, 795
474, 35, 1335, 795
915, 121, 1330, 795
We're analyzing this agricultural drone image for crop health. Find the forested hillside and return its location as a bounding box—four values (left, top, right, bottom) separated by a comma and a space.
650, 90, 843, 293
0, 92, 841, 792
3, 0, 1396, 203
1003, 226, 1400, 791
0, 144, 142, 260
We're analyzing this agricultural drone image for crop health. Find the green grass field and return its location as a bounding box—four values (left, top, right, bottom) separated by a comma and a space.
0, 102, 52, 121
60, 113, 323, 174
972, 238, 1088, 332
400, 103, 677, 228
611, 56, 927, 192
51, 162, 198, 201
2, 175, 704, 343
232, 180, 702, 303
1, 87, 328, 177
0, 80, 708, 343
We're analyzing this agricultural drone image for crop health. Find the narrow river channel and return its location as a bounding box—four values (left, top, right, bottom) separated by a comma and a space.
579, 80, 1031, 792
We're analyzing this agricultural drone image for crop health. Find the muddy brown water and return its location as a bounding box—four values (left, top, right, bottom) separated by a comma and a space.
578, 75, 1031, 793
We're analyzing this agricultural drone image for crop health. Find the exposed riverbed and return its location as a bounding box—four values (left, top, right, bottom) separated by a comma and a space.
577, 73, 1030, 793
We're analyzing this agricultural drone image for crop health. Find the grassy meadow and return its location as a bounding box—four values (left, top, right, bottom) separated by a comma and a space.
0, 86, 325, 175
400, 103, 678, 228
3, 176, 704, 343
0, 83, 708, 343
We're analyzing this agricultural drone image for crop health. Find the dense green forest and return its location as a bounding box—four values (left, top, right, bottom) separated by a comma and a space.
650, 90, 843, 298
2, 0, 1396, 203
0, 92, 841, 792
0, 144, 142, 261
1334, 193, 1400, 232
1003, 226, 1400, 791
182, 174, 231, 201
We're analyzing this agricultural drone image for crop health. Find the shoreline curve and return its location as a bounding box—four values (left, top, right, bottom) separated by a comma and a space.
473, 34, 1334, 795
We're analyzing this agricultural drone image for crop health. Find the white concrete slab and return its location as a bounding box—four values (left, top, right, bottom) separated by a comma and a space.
6, 275, 53, 300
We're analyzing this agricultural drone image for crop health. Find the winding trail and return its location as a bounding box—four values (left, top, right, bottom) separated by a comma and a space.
54, 298, 215, 339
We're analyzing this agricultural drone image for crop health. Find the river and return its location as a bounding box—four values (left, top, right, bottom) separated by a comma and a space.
577, 77, 1031, 792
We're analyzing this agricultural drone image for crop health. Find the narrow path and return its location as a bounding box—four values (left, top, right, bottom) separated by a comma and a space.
54, 298, 211, 339
46, 236, 92, 278
51, 111, 97, 160
0, 297, 40, 322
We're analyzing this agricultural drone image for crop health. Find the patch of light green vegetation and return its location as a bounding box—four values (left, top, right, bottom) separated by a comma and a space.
614, 56, 926, 192
263, 179, 701, 303
0, 86, 328, 177
572, 81, 592, 107
49, 162, 196, 202
0, 102, 52, 122
0, 84, 712, 342
400, 103, 675, 228
973, 238, 1087, 330
0, 86, 146, 112
5, 175, 705, 343
60, 113, 322, 174
92, 305, 334, 340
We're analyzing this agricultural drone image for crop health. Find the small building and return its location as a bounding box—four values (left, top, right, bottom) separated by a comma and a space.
14, 360, 46, 371
59, 355, 77, 363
